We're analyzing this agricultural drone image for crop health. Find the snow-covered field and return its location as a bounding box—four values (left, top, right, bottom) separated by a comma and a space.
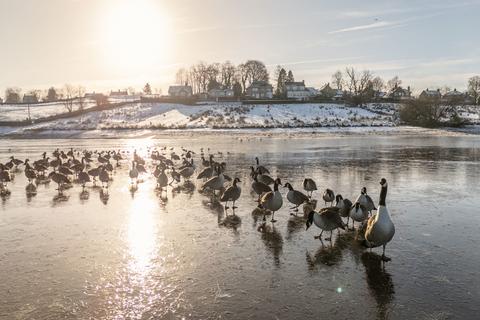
1, 101, 479, 137
11, 102, 398, 130
0, 100, 97, 122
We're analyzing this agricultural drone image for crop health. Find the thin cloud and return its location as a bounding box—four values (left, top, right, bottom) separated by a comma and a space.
267, 56, 364, 67
328, 20, 400, 34
176, 26, 222, 35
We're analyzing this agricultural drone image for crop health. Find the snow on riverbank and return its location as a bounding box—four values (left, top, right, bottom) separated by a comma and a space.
3, 102, 398, 131
0, 100, 97, 122
1, 101, 479, 138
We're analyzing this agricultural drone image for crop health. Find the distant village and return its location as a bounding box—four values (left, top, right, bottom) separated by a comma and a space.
1, 60, 479, 106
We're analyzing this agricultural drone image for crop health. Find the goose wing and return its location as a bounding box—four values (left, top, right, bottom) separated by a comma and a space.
260, 191, 274, 205
252, 181, 271, 195
318, 207, 344, 229
293, 190, 309, 204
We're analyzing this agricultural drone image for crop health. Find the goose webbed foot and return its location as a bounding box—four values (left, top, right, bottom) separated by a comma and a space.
381, 255, 391, 262
232, 206, 237, 209
325, 237, 332, 241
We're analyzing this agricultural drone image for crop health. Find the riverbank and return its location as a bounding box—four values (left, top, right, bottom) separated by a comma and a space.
1, 101, 478, 138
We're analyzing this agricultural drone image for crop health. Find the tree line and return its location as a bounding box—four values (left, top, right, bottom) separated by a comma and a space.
174, 60, 269, 96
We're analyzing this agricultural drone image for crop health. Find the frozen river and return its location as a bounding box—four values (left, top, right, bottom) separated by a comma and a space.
1, 133, 479, 319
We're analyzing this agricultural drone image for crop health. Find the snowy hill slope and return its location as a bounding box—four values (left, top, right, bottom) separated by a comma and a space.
14, 102, 400, 132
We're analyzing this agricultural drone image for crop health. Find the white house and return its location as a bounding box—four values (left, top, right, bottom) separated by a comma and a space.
110, 90, 128, 97
23, 94, 38, 104
419, 88, 441, 99
245, 81, 273, 99
388, 85, 412, 100
443, 88, 464, 98
285, 80, 315, 100
168, 85, 193, 97
333, 89, 344, 101
208, 88, 234, 99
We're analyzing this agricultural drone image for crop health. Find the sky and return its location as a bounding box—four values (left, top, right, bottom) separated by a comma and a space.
0, 0, 479, 95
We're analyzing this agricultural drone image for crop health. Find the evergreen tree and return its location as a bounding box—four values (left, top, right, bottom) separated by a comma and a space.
275, 68, 287, 98
286, 70, 294, 82
143, 83, 152, 95
47, 87, 58, 101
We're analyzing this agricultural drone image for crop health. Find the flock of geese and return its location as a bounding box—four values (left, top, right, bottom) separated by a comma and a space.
0, 147, 395, 261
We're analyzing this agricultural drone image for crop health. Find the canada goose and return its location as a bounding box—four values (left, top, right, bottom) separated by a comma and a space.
306, 208, 346, 241
364, 178, 395, 262
170, 167, 181, 185
202, 165, 225, 195
179, 161, 195, 180
201, 155, 212, 167
355, 187, 376, 214
323, 189, 335, 206
303, 199, 317, 218
0, 169, 12, 193
58, 165, 74, 176
24, 161, 37, 183
129, 161, 139, 184
349, 202, 368, 230
9, 156, 24, 169
303, 178, 317, 198
48, 172, 70, 194
156, 167, 169, 191
78, 170, 91, 191
257, 172, 275, 186
221, 178, 242, 210
285, 182, 309, 213
335, 194, 353, 229
259, 178, 283, 222
99, 167, 110, 190
197, 166, 214, 180
251, 174, 271, 200
112, 151, 123, 167
254, 157, 270, 175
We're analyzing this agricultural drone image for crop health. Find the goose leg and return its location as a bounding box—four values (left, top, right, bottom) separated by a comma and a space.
381, 245, 391, 262
314, 230, 324, 240
325, 231, 333, 241
232, 201, 237, 209
271, 211, 277, 223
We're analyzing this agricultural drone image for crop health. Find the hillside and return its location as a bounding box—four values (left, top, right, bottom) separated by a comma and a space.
1, 102, 479, 137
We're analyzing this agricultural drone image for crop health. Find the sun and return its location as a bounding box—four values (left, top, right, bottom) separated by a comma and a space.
101, 0, 172, 72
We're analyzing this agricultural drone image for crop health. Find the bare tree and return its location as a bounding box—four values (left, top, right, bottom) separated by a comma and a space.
331, 70, 343, 90
206, 63, 220, 89
237, 63, 249, 93
62, 84, 76, 112
345, 67, 358, 94
175, 68, 189, 85
5, 87, 22, 103
244, 60, 269, 86
468, 76, 480, 105
371, 76, 384, 92
358, 70, 373, 94
220, 61, 236, 88
77, 86, 86, 110
387, 76, 402, 91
